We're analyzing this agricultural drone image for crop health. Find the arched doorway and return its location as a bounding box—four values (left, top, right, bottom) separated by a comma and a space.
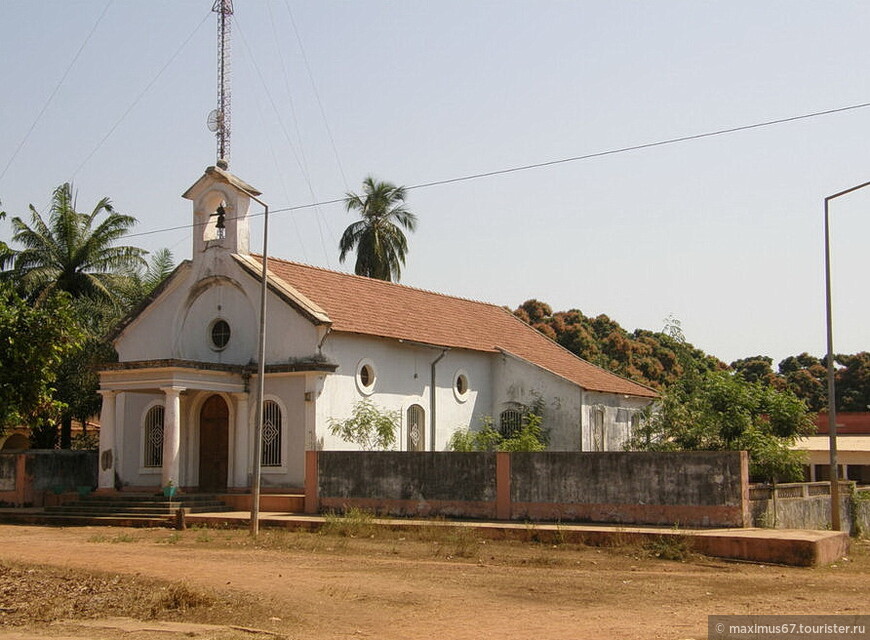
199, 395, 229, 492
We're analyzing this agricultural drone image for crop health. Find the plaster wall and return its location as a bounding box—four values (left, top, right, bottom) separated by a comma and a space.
115, 250, 320, 365
316, 334, 493, 451
492, 353, 583, 450
582, 390, 650, 452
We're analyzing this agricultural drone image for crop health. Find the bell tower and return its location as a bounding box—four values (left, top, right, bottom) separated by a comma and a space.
181, 163, 261, 258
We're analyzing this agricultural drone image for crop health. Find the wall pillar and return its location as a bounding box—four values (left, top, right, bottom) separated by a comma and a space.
97, 390, 117, 491
232, 392, 250, 488
161, 386, 184, 489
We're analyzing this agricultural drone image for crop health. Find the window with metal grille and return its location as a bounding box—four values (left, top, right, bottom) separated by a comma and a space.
592, 407, 606, 452
407, 404, 425, 451
261, 400, 283, 467
144, 405, 165, 467
499, 409, 523, 438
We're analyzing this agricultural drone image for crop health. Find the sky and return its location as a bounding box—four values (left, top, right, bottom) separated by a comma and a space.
1, 1, 869, 367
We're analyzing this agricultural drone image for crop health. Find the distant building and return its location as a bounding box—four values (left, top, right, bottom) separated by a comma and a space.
797, 412, 870, 484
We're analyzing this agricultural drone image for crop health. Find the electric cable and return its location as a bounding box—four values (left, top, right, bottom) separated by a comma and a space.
119, 99, 870, 241
0, 1, 114, 184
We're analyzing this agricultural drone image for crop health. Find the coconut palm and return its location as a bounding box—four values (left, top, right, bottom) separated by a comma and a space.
10, 183, 146, 302
339, 176, 418, 282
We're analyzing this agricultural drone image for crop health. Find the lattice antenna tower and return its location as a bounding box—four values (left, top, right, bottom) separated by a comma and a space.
208, 0, 234, 167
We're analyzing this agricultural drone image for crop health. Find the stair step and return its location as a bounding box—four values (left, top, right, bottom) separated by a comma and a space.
43, 493, 234, 519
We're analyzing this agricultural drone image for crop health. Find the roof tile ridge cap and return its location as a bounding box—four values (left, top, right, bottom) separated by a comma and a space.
496, 307, 659, 396
232, 254, 329, 321
252, 253, 507, 307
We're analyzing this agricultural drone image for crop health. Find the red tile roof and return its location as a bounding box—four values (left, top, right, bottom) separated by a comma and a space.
255, 256, 657, 398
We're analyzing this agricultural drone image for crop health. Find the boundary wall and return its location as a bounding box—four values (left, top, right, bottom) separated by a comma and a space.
0, 451, 97, 507
306, 450, 750, 528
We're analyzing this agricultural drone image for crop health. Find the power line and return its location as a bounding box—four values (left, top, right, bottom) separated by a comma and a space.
121, 99, 870, 242
0, 1, 114, 184
69, 10, 212, 181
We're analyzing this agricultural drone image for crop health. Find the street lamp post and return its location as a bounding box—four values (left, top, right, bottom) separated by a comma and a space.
237, 187, 269, 537
823, 179, 870, 531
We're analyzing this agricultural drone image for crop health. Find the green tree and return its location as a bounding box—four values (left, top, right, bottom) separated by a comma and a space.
449, 413, 547, 452
627, 369, 814, 482
0, 285, 85, 436
9, 183, 146, 302
328, 400, 399, 450
339, 176, 417, 282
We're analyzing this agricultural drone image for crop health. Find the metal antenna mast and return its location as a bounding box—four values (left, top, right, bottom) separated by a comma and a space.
210, 0, 234, 167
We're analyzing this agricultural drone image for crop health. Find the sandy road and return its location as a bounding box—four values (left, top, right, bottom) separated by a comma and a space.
0, 525, 865, 640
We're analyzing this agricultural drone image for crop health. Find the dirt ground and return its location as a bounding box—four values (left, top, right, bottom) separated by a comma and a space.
0, 523, 867, 640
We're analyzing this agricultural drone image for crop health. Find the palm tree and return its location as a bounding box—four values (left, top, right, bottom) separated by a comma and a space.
10, 183, 146, 302
339, 176, 418, 282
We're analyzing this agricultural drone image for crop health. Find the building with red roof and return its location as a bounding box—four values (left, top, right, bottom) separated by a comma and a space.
98, 167, 656, 492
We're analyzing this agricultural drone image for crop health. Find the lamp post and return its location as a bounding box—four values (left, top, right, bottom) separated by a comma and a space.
237, 187, 269, 537
823, 179, 870, 531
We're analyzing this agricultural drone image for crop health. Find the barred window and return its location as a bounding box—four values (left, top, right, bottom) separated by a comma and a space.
592, 407, 606, 452
407, 404, 425, 451
499, 409, 523, 438
262, 400, 283, 467
144, 405, 165, 468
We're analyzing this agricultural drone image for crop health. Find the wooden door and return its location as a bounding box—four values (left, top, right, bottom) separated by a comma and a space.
199, 395, 229, 493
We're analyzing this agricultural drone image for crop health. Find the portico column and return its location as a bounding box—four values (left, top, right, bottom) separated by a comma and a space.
97, 390, 117, 490
233, 392, 250, 488
161, 386, 184, 489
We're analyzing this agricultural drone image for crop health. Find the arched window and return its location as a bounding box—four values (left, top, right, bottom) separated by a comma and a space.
144, 405, 165, 467
407, 404, 425, 451
262, 400, 283, 467
499, 409, 523, 438
592, 407, 606, 452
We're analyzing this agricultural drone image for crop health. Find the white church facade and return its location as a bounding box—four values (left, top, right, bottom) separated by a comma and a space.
97, 166, 657, 494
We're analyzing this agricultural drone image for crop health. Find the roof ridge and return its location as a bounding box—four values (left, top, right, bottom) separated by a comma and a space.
252, 253, 505, 309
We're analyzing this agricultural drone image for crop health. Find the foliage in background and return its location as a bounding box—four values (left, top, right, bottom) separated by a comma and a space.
449, 413, 547, 452
511, 300, 723, 391
513, 299, 870, 415
0, 285, 85, 435
339, 176, 418, 282
0, 186, 174, 447
8, 183, 146, 303
328, 400, 399, 451
627, 368, 814, 482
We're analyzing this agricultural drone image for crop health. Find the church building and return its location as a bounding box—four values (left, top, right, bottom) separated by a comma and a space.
97, 166, 656, 494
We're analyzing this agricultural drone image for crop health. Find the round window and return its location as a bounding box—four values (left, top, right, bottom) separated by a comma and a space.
355, 359, 377, 395
210, 319, 231, 350
453, 370, 470, 402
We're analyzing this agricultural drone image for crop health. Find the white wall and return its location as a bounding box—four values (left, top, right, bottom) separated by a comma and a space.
492, 352, 584, 450
582, 391, 651, 452
316, 334, 493, 451
115, 250, 320, 365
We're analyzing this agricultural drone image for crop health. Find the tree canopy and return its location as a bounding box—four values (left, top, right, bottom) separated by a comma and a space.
9, 182, 146, 303
339, 176, 417, 282
0, 285, 85, 434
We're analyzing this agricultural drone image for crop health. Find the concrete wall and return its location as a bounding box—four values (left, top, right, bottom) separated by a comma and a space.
749, 482, 858, 534
310, 450, 749, 527
317, 451, 497, 518
0, 451, 97, 507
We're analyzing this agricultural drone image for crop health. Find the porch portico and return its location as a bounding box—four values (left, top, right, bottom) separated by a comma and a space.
98, 359, 333, 494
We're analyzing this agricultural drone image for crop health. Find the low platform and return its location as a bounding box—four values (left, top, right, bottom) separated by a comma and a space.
0, 506, 848, 567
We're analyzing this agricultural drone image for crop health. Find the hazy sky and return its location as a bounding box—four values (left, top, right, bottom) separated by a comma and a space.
1, 1, 869, 367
